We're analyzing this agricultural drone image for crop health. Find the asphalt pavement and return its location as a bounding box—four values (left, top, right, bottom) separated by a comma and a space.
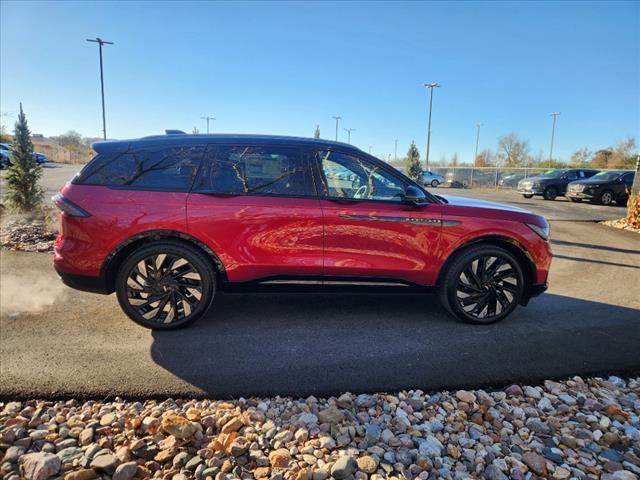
1, 218, 638, 399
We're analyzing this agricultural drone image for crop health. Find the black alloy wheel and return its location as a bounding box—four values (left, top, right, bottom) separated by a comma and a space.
439, 245, 524, 324
543, 187, 557, 201
116, 242, 215, 329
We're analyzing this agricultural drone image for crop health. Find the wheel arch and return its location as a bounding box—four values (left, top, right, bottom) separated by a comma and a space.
436, 235, 536, 293
100, 230, 228, 292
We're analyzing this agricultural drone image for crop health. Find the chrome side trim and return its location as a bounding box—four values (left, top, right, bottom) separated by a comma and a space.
339, 214, 460, 227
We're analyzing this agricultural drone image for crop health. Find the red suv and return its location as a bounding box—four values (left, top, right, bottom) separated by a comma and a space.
54, 134, 551, 329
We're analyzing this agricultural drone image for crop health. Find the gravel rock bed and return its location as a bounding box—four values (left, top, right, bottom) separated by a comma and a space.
0, 217, 57, 252
1, 377, 639, 480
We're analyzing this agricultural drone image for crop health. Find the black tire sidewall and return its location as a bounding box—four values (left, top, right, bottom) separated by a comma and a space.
431, 180, 439, 187
543, 187, 557, 200
523, 194, 533, 199
115, 242, 215, 330
440, 246, 524, 324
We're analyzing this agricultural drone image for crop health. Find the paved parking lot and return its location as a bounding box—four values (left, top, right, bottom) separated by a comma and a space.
1, 164, 639, 398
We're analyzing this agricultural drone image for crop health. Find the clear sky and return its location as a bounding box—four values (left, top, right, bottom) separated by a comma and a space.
1, 1, 638, 162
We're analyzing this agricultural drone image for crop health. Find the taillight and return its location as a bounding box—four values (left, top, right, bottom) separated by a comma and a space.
52, 193, 91, 217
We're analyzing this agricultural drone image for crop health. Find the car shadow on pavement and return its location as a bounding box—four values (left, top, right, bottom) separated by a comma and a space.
553, 254, 640, 269
551, 239, 640, 255
150, 292, 640, 398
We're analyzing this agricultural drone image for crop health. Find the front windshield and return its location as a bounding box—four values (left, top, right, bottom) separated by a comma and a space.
538, 169, 566, 178
591, 171, 622, 182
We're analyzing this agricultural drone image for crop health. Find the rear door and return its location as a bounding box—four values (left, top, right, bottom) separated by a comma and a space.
186, 144, 323, 283
311, 149, 444, 286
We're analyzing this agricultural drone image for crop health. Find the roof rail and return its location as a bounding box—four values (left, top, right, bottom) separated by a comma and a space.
165, 129, 187, 135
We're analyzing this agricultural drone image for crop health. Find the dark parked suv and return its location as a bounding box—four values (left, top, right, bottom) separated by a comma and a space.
566, 170, 635, 205
54, 133, 551, 329
517, 168, 599, 200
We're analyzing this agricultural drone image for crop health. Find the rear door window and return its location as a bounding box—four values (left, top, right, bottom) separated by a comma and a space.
194, 145, 316, 197
565, 170, 578, 181
81, 145, 204, 191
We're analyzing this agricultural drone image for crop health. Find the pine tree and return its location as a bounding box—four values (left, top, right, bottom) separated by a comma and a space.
5, 103, 44, 212
403, 141, 422, 182
314, 125, 320, 139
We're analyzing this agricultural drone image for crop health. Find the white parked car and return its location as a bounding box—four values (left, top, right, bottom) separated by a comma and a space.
422, 171, 445, 187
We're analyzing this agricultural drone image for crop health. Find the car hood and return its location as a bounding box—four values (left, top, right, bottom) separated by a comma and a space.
519, 175, 558, 183
572, 177, 615, 185
440, 194, 532, 214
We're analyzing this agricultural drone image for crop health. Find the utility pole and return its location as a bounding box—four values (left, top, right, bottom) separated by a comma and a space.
394, 139, 398, 162
332, 116, 342, 141
424, 82, 440, 171
549, 112, 560, 167
471, 123, 482, 189
200, 116, 215, 134
343, 128, 355, 144
86, 37, 114, 140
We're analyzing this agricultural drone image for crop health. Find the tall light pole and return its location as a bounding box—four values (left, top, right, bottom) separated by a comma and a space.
332, 116, 342, 141
471, 123, 482, 188
424, 83, 440, 171
549, 112, 560, 167
343, 128, 355, 144
394, 139, 398, 162
86, 37, 114, 140
200, 116, 215, 134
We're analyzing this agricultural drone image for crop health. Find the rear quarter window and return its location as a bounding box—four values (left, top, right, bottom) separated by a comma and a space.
80, 145, 205, 191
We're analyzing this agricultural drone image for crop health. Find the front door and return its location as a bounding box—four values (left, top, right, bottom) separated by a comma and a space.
312, 149, 444, 286
187, 144, 324, 283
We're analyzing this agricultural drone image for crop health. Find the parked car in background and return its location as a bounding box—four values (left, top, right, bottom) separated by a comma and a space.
53, 133, 551, 329
498, 173, 526, 188
517, 168, 599, 200
566, 170, 635, 206
422, 170, 445, 187
0, 143, 48, 165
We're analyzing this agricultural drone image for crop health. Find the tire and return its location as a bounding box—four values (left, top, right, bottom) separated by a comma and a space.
431, 179, 439, 187
569, 198, 582, 203
523, 194, 533, 199
438, 245, 524, 325
599, 190, 614, 206
115, 241, 216, 330
543, 187, 557, 201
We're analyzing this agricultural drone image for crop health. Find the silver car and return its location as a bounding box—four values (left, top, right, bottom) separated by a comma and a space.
422, 171, 445, 187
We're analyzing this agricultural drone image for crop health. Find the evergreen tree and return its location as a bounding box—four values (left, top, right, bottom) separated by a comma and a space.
403, 141, 422, 182
5, 103, 44, 212
314, 125, 320, 139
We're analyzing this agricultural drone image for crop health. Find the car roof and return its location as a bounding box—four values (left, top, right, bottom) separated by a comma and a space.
91, 133, 363, 155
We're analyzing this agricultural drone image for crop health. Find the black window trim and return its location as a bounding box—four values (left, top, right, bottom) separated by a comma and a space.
74, 143, 207, 193
191, 143, 319, 200
309, 146, 439, 206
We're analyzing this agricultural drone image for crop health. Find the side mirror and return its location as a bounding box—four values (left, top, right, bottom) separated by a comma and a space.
403, 185, 429, 206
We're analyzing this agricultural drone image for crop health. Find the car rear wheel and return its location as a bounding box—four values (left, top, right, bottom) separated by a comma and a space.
543, 187, 557, 201
599, 190, 614, 206
431, 179, 439, 187
116, 241, 215, 330
438, 245, 524, 325
569, 198, 582, 203
522, 194, 533, 199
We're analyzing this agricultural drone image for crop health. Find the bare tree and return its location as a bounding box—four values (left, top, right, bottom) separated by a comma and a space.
497, 133, 529, 167
569, 147, 592, 166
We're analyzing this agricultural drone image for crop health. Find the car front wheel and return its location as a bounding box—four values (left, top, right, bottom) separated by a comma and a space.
431, 179, 439, 187
569, 198, 582, 203
523, 194, 533, 199
116, 241, 216, 330
438, 245, 524, 324
543, 187, 558, 201
599, 190, 614, 206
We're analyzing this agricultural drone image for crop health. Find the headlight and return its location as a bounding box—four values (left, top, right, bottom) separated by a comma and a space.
526, 221, 550, 240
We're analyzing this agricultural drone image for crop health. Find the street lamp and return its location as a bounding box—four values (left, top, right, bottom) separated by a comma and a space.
343, 128, 355, 144
549, 112, 560, 167
86, 37, 114, 140
332, 116, 342, 141
424, 83, 440, 171
200, 116, 216, 134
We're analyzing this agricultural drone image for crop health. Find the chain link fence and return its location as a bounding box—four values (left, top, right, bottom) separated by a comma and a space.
426, 166, 572, 189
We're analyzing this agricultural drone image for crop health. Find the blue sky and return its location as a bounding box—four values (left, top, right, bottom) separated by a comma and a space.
1, 1, 638, 162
